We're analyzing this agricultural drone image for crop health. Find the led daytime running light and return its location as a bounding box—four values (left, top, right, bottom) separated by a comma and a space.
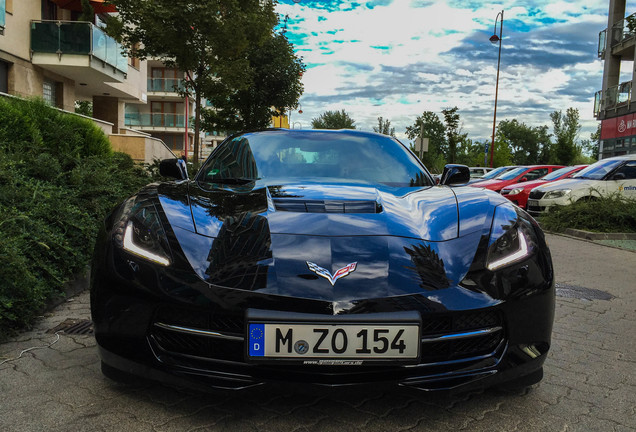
123, 221, 170, 266
487, 228, 529, 271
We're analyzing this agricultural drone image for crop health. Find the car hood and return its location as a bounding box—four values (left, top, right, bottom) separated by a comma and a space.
532, 178, 597, 193
154, 181, 500, 303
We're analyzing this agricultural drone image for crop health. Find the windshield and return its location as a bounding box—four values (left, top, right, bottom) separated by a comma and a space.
197, 130, 432, 187
573, 159, 624, 180
541, 166, 573, 181
482, 166, 511, 179
498, 167, 526, 181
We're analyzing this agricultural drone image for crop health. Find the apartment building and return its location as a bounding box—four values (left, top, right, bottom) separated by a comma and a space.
124, 59, 224, 160
0, 0, 178, 163
595, 0, 636, 159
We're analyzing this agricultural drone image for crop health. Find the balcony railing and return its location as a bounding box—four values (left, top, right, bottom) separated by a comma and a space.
594, 91, 602, 117
125, 113, 193, 129
31, 20, 127, 74
147, 78, 185, 93
601, 12, 636, 49
595, 81, 632, 117
598, 29, 606, 57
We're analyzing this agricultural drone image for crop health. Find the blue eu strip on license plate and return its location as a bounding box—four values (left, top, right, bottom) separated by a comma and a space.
249, 324, 265, 356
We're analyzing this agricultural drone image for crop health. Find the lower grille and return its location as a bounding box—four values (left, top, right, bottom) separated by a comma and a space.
149, 308, 504, 366
529, 190, 546, 200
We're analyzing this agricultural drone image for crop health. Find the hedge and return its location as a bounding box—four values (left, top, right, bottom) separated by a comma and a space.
0, 97, 154, 340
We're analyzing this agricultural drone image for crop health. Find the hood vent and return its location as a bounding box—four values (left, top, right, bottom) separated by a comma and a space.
273, 198, 381, 214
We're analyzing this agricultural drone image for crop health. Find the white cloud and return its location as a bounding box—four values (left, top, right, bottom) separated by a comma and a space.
278, 0, 610, 142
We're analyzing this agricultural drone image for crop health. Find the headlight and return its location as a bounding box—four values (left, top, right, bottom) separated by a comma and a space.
508, 188, 523, 195
486, 203, 534, 271
543, 189, 571, 200
113, 198, 171, 266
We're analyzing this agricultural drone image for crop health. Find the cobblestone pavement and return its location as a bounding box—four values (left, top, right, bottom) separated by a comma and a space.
1, 234, 635, 432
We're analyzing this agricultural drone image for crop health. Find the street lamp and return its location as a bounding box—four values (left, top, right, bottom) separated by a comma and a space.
488, 10, 504, 168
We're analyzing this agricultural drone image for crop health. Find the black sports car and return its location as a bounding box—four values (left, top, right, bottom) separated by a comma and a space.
91, 129, 554, 392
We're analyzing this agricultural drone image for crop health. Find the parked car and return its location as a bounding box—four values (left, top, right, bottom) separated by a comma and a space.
470, 165, 565, 193
468, 167, 493, 178
91, 129, 555, 392
527, 155, 636, 216
500, 165, 587, 209
467, 165, 518, 184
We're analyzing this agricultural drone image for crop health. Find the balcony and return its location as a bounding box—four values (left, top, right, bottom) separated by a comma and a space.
125, 113, 193, 130
594, 81, 632, 118
31, 20, 129, 91
599, 12, 636, 60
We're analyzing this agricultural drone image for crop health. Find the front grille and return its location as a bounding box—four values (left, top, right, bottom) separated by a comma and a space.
500, 190, 510, 195
150, 307, 504, 366
529, 190, 546, 199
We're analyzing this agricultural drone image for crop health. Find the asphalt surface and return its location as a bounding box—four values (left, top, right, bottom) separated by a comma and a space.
1, 234, 635, 431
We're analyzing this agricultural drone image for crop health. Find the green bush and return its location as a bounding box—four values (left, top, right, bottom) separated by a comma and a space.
0, 97, 153, 339
540, 194, 636, 233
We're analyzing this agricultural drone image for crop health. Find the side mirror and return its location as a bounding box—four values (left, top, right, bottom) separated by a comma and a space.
519, 177, 528, 183
159, 158, 188, 180
440, 164, 470, 186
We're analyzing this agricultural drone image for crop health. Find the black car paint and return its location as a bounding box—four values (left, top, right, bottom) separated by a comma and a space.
91, 131, 554, 392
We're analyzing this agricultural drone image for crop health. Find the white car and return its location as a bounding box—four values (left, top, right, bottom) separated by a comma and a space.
527, 155, 636, 216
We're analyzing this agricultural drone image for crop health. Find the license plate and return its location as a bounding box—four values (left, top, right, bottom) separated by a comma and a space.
527, 199, 538, 207
247, 323, 419, 360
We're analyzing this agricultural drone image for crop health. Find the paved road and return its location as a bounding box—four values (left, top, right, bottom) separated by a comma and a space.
1, 234, 635, 431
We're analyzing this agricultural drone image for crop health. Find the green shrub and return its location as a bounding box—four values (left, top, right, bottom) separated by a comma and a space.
0, 96, 153, 340
540, 194, 636, 233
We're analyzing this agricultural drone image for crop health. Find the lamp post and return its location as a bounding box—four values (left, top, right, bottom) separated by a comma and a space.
488, 10, 504, 168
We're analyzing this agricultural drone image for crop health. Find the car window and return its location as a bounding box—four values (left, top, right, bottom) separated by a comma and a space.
481, 166, 509, 179
498, 167, 526, 180
574, 159, 625, 180
612, 162, 636, 180
524, 168, 548, 181
542, 166, 573, 181
198, 131, 432, 187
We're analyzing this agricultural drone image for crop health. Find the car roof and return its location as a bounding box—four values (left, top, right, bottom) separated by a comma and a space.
601, 154, 636, 161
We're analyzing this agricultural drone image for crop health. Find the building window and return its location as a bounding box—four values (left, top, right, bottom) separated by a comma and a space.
43, 79, 56, 106
41, 0, 57, 20
0, 60, 8, 93
1, 0, 6, 34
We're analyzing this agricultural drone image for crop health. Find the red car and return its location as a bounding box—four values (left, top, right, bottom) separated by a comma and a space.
499, 165, 588, 208
469, 165, 565, 193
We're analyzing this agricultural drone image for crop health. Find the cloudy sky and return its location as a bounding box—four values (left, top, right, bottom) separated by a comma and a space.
275, 0, 630, 144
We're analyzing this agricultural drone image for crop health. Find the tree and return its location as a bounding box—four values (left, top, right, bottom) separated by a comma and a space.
202, 32, 305, 132
405, 111, 447, 172
311, 109, 356, 129
497, 119, 551, 165
550, 108, 581, 165
442, 107, 465, 164
373, 117, 395, 136
106, 0, 277, 161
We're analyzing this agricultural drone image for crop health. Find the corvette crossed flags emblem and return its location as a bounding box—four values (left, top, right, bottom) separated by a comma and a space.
306, 261, 357, 286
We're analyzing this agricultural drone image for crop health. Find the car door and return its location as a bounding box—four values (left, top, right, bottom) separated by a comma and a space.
609, 161, 636, 200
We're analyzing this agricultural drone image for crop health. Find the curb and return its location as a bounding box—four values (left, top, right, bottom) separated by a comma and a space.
563, 228, 636, 241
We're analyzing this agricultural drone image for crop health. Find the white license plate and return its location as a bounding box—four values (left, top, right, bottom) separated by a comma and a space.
248, 323, 420, 360
527, 199, 538, 207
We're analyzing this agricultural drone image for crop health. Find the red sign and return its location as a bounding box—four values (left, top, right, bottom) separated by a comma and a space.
601, 113, 636, 139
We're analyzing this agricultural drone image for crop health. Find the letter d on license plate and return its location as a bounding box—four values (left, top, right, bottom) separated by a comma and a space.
247, 322, 419, 361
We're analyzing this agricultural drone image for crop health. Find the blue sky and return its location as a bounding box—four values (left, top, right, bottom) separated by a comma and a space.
276, 0, 627, 144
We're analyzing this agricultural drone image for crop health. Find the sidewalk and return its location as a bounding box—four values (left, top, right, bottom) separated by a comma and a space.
1, 234, 635, 431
